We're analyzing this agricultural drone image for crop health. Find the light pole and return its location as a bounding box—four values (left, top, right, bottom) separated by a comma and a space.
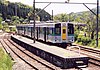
96, 0, 99, 47
33, 0, 35, 43
65, 0, 70, 22
52, 10, 53, 21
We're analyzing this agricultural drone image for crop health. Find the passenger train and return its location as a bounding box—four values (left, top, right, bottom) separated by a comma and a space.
16, 21, 74, 48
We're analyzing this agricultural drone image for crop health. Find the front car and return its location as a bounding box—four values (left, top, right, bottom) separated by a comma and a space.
54, 22, 74, 47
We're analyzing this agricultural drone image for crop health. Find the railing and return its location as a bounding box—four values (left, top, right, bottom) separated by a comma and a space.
68, 46, 80, 56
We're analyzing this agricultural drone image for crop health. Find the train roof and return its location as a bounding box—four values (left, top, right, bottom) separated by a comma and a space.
16, 22, 74, 27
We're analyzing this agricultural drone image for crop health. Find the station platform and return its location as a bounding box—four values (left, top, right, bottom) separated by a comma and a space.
12, 35, 87, 58
11, 35, 89, 69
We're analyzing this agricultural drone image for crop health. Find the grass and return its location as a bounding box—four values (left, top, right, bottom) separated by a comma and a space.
0, 48, 13, 70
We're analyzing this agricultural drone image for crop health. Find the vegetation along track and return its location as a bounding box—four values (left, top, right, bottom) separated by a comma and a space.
70, 44, 100, 67
0, 36, 61, 70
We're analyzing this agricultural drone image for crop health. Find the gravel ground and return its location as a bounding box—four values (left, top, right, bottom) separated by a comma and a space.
12, 58, 34, 70
87, 63, 100, 70
0, 34, 34, 70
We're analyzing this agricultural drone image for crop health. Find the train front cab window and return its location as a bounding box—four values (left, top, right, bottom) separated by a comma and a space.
68, 24, 74, 34
63, 29, 66, 34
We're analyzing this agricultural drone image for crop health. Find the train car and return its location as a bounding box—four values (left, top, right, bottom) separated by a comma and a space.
16, 22, 74, 48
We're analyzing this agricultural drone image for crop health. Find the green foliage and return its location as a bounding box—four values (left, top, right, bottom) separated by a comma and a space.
0, 23, 3, 30
11, 16, 19, 21
98, 40, 100, 49
54, 13, 68, 22
2, 22, 9, 32
10, 27, 16, 32
0, 17, 2, 22
0, 1, 51, 21
0, 13, 2, 17
75, 31, 100, 49
12, 20, 20, 25
74, 31, 78, 41
19, 17, 24, 23
0, 17, 3, 29
89, 40, 96, 48
77, 35, 92, 45
0, 48, 13, 70
0, 0, 5, 4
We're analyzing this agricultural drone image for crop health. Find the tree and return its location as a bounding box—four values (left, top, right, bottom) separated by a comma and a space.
54, 13, 68, 22
0, 0, 5, 4
12, 20, 20, 25
2, 22, 9, 32
11, 16, 19, 21
0, 1, 51, 21
86, 14, 96, 39
0, 13, 2, 17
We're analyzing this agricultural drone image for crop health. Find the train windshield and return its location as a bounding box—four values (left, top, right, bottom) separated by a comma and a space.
68, 23, 74, 34
55, 24, 61, 35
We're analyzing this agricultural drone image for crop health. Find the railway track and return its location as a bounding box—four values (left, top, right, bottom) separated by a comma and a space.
69, 44, 100, 70
1, 33, 100, 70
0, 34, 61, 70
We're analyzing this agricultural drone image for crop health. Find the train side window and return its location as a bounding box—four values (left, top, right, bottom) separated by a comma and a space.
48, 28, 53, 35
68, 24, 74, 34
47, 28, 49, 35
55, 28, 61, 35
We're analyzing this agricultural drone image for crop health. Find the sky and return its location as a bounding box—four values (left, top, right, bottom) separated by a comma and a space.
6, 0, 97, 15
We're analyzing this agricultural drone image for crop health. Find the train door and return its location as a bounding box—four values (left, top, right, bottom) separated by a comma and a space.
61, 23, 67, 42
55, 23, 61, 43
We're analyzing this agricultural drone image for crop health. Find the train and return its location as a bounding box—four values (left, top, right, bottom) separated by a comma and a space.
16, 21, 74, 48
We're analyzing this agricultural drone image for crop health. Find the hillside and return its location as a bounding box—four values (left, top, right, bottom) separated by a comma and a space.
0, 0, 51, 21
75, 6, 100, 15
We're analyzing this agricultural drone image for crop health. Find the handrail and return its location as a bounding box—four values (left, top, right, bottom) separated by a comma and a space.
68, 46, 80, 56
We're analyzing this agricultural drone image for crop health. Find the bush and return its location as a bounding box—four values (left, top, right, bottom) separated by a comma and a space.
77, 35, 83, 42
0, 48, 13, 70
89, 40, 96, 48
74, 33, 78, 41
77, 36, 92, 45
81, 37, 92, 45
74, 30, 80, 41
